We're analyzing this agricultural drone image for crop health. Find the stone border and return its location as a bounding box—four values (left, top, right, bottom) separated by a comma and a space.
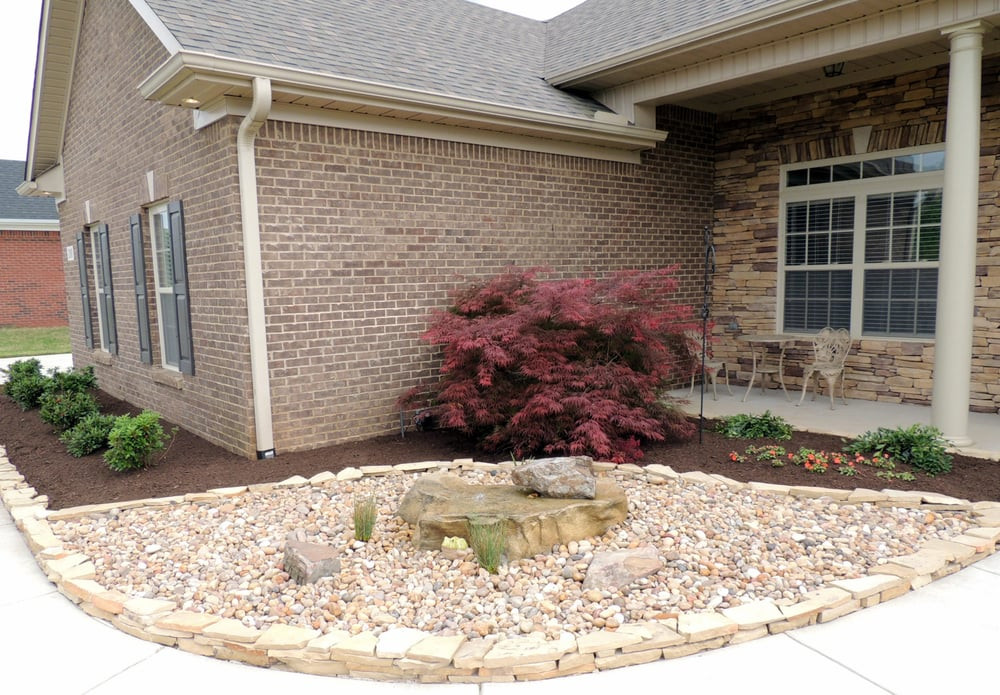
3, 448, 1000, 684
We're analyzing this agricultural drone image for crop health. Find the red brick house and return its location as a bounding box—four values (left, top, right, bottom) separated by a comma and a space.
1, 159, 64, 328
20, 0, 1000, 457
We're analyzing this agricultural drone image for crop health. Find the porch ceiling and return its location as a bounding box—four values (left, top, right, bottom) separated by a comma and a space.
592, 0, 1000, 122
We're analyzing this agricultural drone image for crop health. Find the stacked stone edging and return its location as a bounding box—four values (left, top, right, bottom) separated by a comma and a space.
2, 448, 999, 684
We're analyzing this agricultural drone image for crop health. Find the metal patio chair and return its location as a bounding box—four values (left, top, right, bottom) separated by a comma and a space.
797, 327, 851, 410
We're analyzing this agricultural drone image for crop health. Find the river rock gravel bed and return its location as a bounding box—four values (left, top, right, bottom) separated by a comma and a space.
49, 469, 971, 641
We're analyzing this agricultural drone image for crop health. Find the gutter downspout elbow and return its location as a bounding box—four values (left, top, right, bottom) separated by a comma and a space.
236, 76, 276, 459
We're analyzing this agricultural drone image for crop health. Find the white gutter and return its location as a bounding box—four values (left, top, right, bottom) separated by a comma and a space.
237, 76, 276, 459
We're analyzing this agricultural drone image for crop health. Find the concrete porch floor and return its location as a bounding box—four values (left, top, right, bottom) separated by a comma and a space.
668, 382, 1000, 462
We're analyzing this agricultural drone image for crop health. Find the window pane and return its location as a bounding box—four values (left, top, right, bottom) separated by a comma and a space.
865, 229, 889, 263
918, 269, 938, 299
918, 227, 940, 261
921, 151, 945, 172
809, 166, 831, 184
863, 158, 892, 178
829, 300, 851, 328
159, 293, 179, 366
784, 299, 805, 331
807, 271, 829, 296
831, 198, 854, 230
786, 235, 806, 265
866, 195, 891, 227
892, 193, 917, 226
916, 301, 936, 335
785, 271, 806, 296
893, 155, 919, 174
787, 202, 807, 233
153, 211, 173, 291
865, 269, 890, 299
863, 301, 888, 334
787, 169, 809, 187
808, 200, 830, 231
831, 232, 853, 263
891, 269, 917, 298
832, 163, 860, 181
889, 301, 915, 334
890, 227, 915, 262
830, 270, 852, 298
807, 233, 829, 265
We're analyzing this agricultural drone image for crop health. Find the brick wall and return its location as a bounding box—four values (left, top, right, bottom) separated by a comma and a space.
0, 229, 67, 327
712, 58, 1000, 412
255, 106, 715, 452
59, 0, 255, 455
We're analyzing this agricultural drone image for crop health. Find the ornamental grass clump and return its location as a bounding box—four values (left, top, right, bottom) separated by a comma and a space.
468, 517, 506, 574
353, 493, 377, 542
400, 267, 698, 463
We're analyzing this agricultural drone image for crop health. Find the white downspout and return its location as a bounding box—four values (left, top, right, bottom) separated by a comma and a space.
237, 76, 276, 458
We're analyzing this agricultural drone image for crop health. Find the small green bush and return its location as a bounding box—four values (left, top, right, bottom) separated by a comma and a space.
60, 413, 118, 457
105, 411, 168, 472
44, 366, 97, 396
715, 411, 792, 440
39, 390, 99, 431
468, 517, 506, 574
2, 358, 46, 410
846, 424, 952, 476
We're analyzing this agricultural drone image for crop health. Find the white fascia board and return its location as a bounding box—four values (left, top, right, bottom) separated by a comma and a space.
546, 0, 852, 86
0, 219, 60, 232
140, 52, 667, 152
127, 0, 182, 54
194, 96, 650, 164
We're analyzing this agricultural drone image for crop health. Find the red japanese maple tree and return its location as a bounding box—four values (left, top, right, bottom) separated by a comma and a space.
403, 267, 698, 462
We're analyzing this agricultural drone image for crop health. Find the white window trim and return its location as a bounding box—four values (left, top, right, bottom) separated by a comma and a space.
148, 201, 178, 372
777, 145, 944, 341
89, 227, 110, 353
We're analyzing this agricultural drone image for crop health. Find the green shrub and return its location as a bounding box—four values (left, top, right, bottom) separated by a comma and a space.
2, 358, 47, 410
105, 411, 168, 472
60, 413, 118, 457
44, 366, 97, 396
846, 424, 952, 476
715, 411, 792, 440
39, 390, 99, 431
468, 517, 506, 574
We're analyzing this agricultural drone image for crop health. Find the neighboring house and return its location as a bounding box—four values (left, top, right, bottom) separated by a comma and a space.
19, 0, 1000, 458
0, 159, 63, 328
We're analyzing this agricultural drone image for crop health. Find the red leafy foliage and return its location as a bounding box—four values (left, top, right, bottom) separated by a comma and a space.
402, 268, 699, 462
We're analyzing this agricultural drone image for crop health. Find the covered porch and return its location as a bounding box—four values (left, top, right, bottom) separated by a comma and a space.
667, 385, 1000, 462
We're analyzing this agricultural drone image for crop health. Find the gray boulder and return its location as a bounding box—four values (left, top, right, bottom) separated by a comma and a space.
511, 456, 596, 499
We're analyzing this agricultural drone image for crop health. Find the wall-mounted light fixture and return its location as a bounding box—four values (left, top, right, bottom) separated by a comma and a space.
823, 62, 846, 78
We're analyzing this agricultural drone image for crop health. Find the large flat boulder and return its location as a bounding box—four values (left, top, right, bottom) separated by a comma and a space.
398, 473, 627, 560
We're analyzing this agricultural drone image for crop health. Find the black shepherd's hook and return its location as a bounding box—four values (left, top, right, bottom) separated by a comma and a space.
699, 224, 715, 444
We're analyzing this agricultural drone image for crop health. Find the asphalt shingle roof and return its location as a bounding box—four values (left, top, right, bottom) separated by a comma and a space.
144, 0, 609, 118
0, 160, 58, 221
544, 0, 790, 77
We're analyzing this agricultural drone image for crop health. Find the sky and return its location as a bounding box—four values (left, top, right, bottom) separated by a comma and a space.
0, 0, 586, 165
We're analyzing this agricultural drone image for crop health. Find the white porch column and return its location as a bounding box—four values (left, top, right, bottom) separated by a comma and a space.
931, 22, 985, 446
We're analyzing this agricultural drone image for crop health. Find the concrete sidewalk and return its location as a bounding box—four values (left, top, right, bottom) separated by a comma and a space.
2, 499, 998, 694
0, 352, 74, 379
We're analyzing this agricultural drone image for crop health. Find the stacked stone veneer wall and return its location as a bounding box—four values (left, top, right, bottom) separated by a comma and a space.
4, 447, 1000, 683
253, 106, 715, 452
0, 229, 67, 327
711, 58, 1000, 411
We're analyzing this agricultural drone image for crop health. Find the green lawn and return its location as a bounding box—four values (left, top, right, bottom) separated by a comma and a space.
0, 326, 71, 358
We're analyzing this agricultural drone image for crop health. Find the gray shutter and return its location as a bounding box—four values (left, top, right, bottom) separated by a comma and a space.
129, 214, 152, 364
76, 231, 94, 349
97, 224, 118, 355
168, 200, 194, 375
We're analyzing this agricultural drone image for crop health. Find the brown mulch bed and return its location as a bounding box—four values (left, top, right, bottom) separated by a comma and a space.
2, 390, 998, 510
